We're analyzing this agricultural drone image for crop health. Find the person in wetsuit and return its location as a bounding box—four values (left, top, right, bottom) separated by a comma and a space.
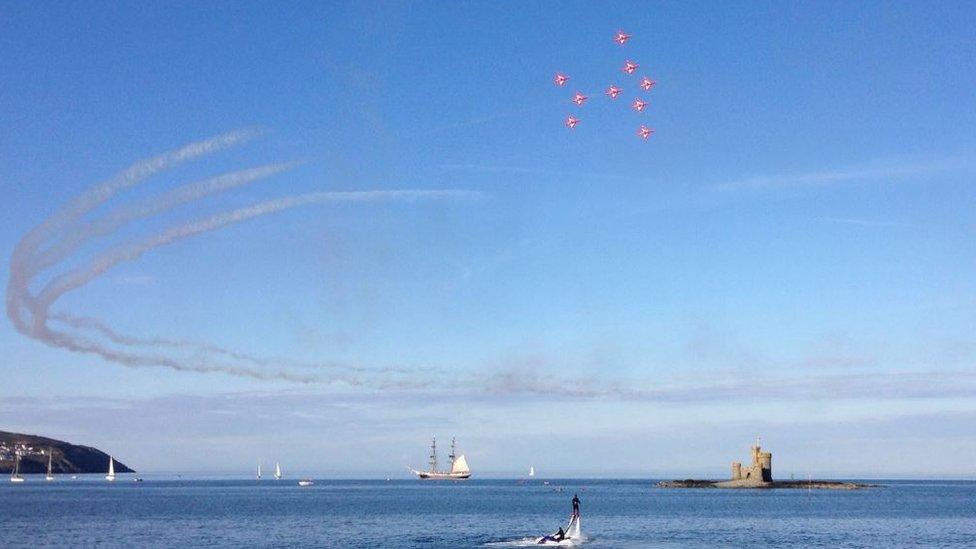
572, 494, 580, 517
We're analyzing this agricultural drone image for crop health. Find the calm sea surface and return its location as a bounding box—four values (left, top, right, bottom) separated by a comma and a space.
2, 478, 974, 547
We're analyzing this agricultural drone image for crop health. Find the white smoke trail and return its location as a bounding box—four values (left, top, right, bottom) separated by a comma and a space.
7, 129, 261, 333
6, 130, 482, 382
28, 161, 299, 277
31, 189, 482, 325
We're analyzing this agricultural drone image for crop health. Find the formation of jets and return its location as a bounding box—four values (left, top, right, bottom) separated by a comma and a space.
554, 30, 657, 140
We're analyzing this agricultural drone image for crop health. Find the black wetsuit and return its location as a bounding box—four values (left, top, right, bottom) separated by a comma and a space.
572, 495, 580, 516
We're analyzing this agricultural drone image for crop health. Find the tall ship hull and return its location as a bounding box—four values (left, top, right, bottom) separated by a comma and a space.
410, 437, 471, 480
416, 471, 471, 480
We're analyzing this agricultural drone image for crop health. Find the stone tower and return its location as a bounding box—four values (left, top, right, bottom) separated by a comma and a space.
724, 437, 772, 486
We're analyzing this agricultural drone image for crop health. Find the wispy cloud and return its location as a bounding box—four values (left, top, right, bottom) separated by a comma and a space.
820, 217, 915, 228
715, 153, 976, 192
438, 163, 657, 183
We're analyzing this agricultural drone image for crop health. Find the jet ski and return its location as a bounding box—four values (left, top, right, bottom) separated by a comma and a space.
535, 513, 582, 546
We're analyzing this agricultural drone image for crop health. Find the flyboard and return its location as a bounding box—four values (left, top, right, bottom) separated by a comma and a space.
534, 513, 583, 546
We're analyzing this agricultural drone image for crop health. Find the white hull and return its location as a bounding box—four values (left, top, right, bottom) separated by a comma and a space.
298, 480, 313, 486
414, 470, 471, 480
46, 475, 55, 481
105, 476, 116, 481
10, 477, 25, 483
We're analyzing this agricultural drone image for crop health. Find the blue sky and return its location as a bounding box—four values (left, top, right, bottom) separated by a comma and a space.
2, 2, 975, 477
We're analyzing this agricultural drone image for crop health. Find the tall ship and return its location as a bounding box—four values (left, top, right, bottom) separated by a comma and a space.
410, 437, 470, 480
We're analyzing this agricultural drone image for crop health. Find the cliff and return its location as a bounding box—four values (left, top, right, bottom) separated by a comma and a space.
0, 430, 135, 474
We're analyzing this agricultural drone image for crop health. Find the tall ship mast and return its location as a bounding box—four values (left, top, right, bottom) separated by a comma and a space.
409, 436, 471, 480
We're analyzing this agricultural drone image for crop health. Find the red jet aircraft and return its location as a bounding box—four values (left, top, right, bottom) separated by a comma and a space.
565, 116, 580, 129
554, 73, 569, 87
637, 125, 654, 140
622, 60, 639, 75
605, 85, 622, 99
632, 98, 647, 112
614, 30, 631, 45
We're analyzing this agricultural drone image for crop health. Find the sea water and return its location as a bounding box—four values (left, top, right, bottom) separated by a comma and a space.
1, 478, 974, 547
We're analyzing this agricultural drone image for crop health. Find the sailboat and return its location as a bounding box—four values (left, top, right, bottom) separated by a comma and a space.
274, 462, 282, 480
45, 449, 55, 481
105, 456, 116, 481
409, 437, 471, 480
10, 454, 25, 483
529, 466, 535, 478
257, 463, 262, 479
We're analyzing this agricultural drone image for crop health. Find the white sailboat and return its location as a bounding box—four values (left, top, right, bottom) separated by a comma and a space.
105, 456, 116, 481
257, 463, 262, 479
274, 462, 282, 480
10, 454, 25, 483
529, 466, 535, 478
45, 449, 55, 481
298, 478, 313, 487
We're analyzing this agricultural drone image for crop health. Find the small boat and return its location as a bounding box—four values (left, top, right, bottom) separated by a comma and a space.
274, 462, 282, 480
105, 456, 116, 481
133, 477, 144, 483
298, 479, 313, 487
529, 466, 535, 478
257, 463, 262, 479
409, 437, 471, 480
10, 455, 25, 483
45, 449, 55, 481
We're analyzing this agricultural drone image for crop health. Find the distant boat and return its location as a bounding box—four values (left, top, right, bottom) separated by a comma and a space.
529, 466, 535, 478
274, 462, 282, 480
133, 477, 144, 483
298, 479, 313, 487
105, 456, 116, 481
257, 463, 262, 479
10, 454, 25, 483
45, 449, 55, 481
409, 437, 471, 480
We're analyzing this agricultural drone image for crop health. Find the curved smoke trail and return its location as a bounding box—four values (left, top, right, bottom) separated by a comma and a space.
6, 130, 482, 383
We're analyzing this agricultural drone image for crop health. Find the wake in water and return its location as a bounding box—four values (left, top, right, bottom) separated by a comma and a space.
487, 500, 586, 547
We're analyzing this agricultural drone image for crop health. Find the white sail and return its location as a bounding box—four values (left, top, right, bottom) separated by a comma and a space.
106, 456, 116, 481
257, 463, 262, 479
274, 462, 282, 479
451, 454, 470, 474
529, 466, 535, 477
46, 451, 54, 481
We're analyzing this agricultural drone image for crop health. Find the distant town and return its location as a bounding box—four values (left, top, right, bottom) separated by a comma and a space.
0, 441, 50, 462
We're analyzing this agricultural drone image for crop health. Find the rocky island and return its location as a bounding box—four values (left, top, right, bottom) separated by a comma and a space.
657, 439, 874, 490
0, 430, 134, 475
